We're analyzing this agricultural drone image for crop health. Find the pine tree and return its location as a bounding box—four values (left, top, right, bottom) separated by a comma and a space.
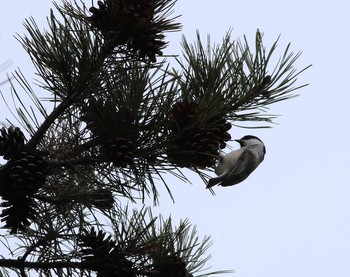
0, 0, 309, 276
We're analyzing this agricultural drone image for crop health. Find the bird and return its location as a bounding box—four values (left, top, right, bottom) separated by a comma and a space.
207, 135, 266, 188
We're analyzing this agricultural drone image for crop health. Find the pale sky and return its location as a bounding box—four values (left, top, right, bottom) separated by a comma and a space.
1, 1, 350, 277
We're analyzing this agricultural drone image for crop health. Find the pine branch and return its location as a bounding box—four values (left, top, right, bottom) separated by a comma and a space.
109, 206, 229, 276
26, 98, 71, 149
0, 258, 75, 270
0, 258, 200, 277
176, 29, 311, 126
0, 0, 309, 276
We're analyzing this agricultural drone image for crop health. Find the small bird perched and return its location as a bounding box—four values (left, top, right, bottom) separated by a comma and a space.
207, 135, 266, 188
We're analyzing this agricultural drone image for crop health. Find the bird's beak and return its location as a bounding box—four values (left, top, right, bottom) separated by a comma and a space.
235, 139, 243, 146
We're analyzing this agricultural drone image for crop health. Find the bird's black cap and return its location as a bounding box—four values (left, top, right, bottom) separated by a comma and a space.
235, 135, 265, 153
239, 135, 262, 142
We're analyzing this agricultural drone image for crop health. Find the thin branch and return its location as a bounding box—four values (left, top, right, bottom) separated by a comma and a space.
26, 97, 72, 149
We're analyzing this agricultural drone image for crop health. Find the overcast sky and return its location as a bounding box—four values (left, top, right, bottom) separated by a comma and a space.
1, 1, 350, 277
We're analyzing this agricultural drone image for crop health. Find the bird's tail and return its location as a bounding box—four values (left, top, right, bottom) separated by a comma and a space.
206, 176, 221, 189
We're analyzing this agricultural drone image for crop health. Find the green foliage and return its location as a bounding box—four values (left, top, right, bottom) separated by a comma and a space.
110, 206, 227, 276
177, 30, 310, 126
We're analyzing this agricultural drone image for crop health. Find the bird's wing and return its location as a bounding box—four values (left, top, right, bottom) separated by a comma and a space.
215, 148, 244, 175
221, 149, 257, 186
206, 170, 229, 188
230, 149, 257, 174
207, 150, 254, 188
207, 149, 260, 188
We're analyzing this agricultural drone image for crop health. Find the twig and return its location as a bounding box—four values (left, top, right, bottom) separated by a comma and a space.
26, 98, 72, 149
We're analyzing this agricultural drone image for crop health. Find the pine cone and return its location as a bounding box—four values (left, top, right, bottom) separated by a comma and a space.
104, 138, 135, 167
167, 100, 231, 168
128, 26, 166, 62
79, 228, 115, 261
0, 197, 36, 234
207, 115, 232, 149
89, 0, 164, 61
0, 126, 26, 160
89, 0, 154, 38
79, 228, 135, 277
0, 151, 47, 233
113, 0, 154, 31
3, 151, 47, 197
89, 0, 153, 34
89, 1, 110, 35
81, 100, 137, 167
168, 100, 200, 132
155, 255, 187, 277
